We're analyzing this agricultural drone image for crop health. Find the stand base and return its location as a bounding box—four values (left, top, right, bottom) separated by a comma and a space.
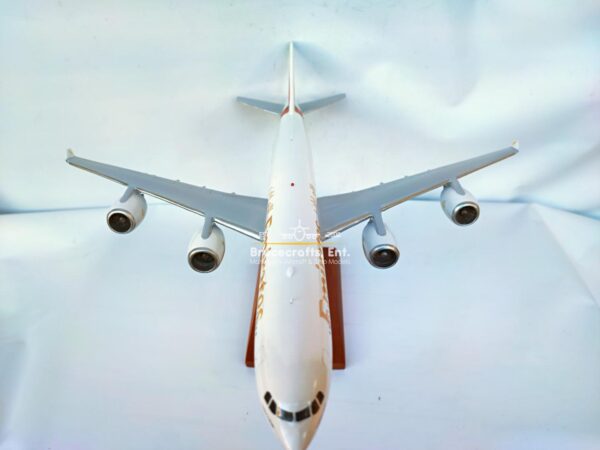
245, 247, 346, 370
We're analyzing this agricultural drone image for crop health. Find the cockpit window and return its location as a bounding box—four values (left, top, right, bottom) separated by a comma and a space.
278, 409, 294, 422
264, 392, 272, 404
311, 399, 320, 415
316, 391, 324, 404
295, 406, 311, 422
269, 400, 277, 414
263, 391, 325, 422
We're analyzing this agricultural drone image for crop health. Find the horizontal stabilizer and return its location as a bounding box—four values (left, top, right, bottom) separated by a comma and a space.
299, 93, 346, 114
236, 97, 285, 115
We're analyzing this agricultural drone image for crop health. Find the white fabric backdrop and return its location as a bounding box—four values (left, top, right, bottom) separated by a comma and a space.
0, 0, 599, 217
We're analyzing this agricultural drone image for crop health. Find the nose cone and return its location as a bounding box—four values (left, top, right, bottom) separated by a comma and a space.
278, 421, 314, 450
267, 394, 326, 450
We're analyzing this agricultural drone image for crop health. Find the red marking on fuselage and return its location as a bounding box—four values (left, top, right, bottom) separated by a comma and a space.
280, 105, 304, 117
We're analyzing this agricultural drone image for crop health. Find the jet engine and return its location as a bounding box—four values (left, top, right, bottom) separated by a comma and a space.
440, 183, 480, 226
106, 189, 147, 233
362, 219, 400, 269
187, 224, 225, 273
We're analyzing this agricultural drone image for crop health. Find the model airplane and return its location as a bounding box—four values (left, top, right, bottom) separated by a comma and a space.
66, 43, 518, 450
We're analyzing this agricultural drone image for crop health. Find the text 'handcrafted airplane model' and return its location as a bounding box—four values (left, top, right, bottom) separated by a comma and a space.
66, 43, 518, 450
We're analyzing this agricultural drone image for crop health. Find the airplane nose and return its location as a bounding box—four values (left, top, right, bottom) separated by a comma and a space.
261, 389, 327, 449
278, 422, 313, 450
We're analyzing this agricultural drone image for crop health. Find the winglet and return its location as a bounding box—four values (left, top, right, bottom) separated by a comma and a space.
66, 148, 75, 160
511, 140, 520, 151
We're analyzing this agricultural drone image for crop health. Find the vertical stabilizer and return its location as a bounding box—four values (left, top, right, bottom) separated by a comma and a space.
236, 42, 345, 116
288, 42, 296, 109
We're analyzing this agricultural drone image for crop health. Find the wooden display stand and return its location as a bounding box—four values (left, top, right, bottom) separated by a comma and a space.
245, 247, 346, 370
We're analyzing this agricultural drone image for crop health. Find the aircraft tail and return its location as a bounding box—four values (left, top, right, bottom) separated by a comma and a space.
236, 96, 285, 115
287, 42, 297, 109
237, 42, 345, 115
298, 93, 346, 114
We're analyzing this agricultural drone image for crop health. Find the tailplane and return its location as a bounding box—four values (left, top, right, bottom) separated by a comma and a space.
237, 42, 345, 116
298, 93, 346, 114
236, 97, 285, 115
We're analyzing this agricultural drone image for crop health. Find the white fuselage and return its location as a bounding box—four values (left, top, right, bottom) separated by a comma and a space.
254, 109, 333, 450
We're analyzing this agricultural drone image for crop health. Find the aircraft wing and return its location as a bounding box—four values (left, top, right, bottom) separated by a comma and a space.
66, 151, 267, 240
317, 145, 518, 239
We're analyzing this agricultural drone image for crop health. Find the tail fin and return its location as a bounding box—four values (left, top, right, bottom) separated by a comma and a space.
237, 42, 345, 116
234, 43, 295, 115
287, 42, 296, 109
288, 43, 346, 114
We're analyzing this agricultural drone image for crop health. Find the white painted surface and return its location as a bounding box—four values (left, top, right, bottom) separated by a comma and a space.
254, 109, 332, 449
1, 201, 599, 449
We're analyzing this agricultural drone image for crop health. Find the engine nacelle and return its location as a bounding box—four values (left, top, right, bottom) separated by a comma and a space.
362, 219, 400, 269
440, 184, 480, 226
106, 190, 147, 233
187, 224, 225, 273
